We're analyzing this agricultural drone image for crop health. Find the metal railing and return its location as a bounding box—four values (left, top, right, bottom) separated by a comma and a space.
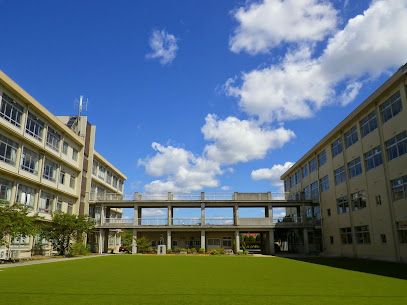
172, 218, 201, 226
205, 218, 234, 225
104, 218, 133, 224
139, 218, 168, 226
273, 216, 302, 223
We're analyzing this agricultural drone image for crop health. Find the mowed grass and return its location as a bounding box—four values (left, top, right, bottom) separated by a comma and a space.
0, 255, 407, 305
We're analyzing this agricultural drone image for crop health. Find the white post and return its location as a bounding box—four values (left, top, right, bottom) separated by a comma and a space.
168, 206, 172, 226
98, 230, 104, 254
233, 204, 239, 226
235, 230, 240, 253
132, 229, 138, 254
167, 230, 172, 250
134, 205, 139, 226
201, 203, 205, 226
201, 230, 206, 252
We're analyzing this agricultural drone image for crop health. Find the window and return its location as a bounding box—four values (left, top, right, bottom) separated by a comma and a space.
12, 235, 29, 246
380, 234, 387, 243
331, 138, 343, 158
329, 236, 334, 244
309, 158, 317, 173
67, 203, 73, 215
118, 180, 123, 192
347, 157, 362, 179
284, 179, 290, 192
385, 131, 407, 161
107, 171, 113, 184
172, 240, 178, 247
337, 196, 349, 214
355, 225, 371, 244
21, 147, 39, 174
317, 150, 327, 167
0, 134, 18, 165
0, 93, 23, 127
334, 166, 346, 185
113, 175, 118, 188
59, 171, 65, 185
303, 185, 311, 200
310, 181, 319, 201
380, 91, 402, 123
391, 175, 407, 201
327, 209, 331, 217
56, 200, 63, 212
92, 161, 98, 175
46, 127, 61, 152
207, 238, 220, 246
25, 112, 44, 140
344, 126, 358, 148
351, 191, 367, 211
70, 175, 76, 189
39, 192, 54, 213
62, 142, 68, 154
294, 170, 301, 185
375, 195, 382, 205
72, 148, 78, 161
399, 230, 407, 243
0, 177, 13, 202
43, 159, 58, 181
302, 164, 308, 177
360, 111, 377, 138
16, 184, 36, 208
364, 146, 383, 171
340, 227, 352, 244
222, 237, 232, 247
98, 165, 106, 180
319, 175, 329, 192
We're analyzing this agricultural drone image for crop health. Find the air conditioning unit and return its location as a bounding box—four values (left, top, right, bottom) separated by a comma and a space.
0, 248, 9, 260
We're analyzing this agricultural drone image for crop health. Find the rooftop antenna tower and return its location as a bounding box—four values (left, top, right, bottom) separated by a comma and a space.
68, 96, 88, 136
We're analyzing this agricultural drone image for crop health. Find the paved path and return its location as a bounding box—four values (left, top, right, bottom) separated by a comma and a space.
0, 254, 111, 269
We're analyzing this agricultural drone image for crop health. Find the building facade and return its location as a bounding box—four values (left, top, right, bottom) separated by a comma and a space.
0, 70, 126, 258
281, 64, 407, 262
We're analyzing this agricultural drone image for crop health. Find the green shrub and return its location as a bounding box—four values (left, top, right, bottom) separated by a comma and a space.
198, 248, 205, 254
179, 248, 188, 254
137, 237, 151, 253
69, 243, 90, 257
187, 248, 197, 254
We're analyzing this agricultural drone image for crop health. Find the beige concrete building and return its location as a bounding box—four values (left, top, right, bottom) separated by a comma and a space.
281, 64, 407, 262
0, 70, 126, 258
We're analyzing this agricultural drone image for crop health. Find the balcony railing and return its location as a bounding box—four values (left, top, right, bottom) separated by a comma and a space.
205, 218, 234, 226
172, 218, 201, 226
104, 218, 133, 224
273, 216, 302, 223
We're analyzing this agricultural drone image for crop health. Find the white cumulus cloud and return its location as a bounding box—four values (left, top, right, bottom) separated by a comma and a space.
229, 0, 337, 54
146, 29, 178, 65
251, 161, 294, 191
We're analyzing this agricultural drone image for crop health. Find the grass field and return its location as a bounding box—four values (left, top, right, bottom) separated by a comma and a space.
1, 255, 407, 305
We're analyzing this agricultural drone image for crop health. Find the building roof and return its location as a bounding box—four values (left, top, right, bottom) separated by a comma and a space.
281, 63, 407, 180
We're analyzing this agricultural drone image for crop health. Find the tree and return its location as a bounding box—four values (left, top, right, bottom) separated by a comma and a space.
0, 202, 39, 253
120, 229, 133, 251
136, 236, 151, 253
40, 212, 95, 256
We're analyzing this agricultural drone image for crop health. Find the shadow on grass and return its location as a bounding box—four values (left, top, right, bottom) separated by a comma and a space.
284, 256, 407, 280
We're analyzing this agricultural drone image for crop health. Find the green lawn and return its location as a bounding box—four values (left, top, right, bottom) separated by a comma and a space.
1, 255, 407, 305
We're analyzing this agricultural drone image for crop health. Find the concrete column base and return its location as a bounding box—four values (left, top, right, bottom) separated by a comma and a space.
132, 229, 138, 254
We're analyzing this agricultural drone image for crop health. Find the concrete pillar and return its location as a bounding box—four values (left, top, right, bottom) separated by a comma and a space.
201, 230, 206, 251
200, 192, 205, 200
132, 229, 138, 254
100, 206, 105, 225
167, 230, 172, 250
234, 230, 240, 253
98, 229, 104, 254
134, 205, 139, 226
168, 206, 172, 226
104, 229, 109, 253
303, 228, 309, 254
269, 230, 275, 255
267, 204, 273, 223
201, 203, 205, 226
233, 204, 239, 226
300, 205, 306, 223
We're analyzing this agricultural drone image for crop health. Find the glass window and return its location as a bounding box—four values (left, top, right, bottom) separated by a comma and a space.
46, 127, 61, 152
340, 227, 353, 244
59, 171, 65, 185
118, 180, 123, 192
364, 146, 383, 171
39, 192, 54, 213
0, 93, 24, 127
16, 184, 36, 208
331, 138, 343, 158
380, 91, 402, 123
385, 131, 407, 161
12, 235, 30, 246
334, 166, 346, 185
207, 238, 220, 246
347, 157, 362, 179
391, 175, 407, 201
98, 165, 106, 180
113, 175, 118, 188
294, 170, 301, 185
21, 147, 39, 174
319, 175, 329, 192
309, 158, 317, 173
106, 171, 113, 184
337, 196, 349, 214
25, 112, 44, 140
310, 181, 319, 201
303, 185, 310, 200
222, 237, 232, 247
0, 134, 18, 165
302, 164, 308, 177
399, 230, 407, 243
70, 175, 76, 189
355, 225, 371, 244
351, 191, 367, 211
43, 159, 58, 181
359, 111, 377, 137
317, 150, 327, 167
56, 200, 63, 212
344, 126, 358, 148
92, 161, 98, 175
62, 142, 68, 154
67, 203, 73, 215
0, 177, 13, 202
72, 148, 78, 161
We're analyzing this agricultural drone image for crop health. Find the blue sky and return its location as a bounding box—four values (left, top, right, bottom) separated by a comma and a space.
1, 0, 406, 206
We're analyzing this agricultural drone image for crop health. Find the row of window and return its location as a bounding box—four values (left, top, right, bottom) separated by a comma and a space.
0, 177, 74, 214
92, 160, 123, 192
0, 93, 79, 161
285, 91, 404, 191
338, 226, 371, 245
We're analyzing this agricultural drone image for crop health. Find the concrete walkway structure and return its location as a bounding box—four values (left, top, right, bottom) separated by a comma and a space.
90, 192, 321, 255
